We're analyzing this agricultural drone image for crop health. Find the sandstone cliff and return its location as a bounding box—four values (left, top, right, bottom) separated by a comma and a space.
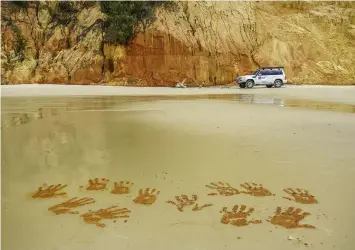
1, 1, 355, 86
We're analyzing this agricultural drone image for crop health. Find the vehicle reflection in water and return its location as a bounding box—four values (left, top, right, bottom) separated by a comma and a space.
236, 94, 284, 106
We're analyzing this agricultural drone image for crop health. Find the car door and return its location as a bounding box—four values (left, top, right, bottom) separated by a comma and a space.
255, 70, 266, 85
271, 70, 280, 84
266, 69, 278, 84
262, 70, 273, 84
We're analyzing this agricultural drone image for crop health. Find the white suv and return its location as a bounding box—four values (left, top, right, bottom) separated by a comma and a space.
236, 67, 287, 88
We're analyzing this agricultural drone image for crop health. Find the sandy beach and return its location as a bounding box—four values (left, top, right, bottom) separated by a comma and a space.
1, 84, 355, 250
2, 0, 355, 248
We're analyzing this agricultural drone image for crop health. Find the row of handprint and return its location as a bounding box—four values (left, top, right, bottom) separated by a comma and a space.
31, 178, 318, 229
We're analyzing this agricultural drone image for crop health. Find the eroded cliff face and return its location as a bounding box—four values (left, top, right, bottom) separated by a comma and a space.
1, 1, 105, 85
1, 1, 355, 86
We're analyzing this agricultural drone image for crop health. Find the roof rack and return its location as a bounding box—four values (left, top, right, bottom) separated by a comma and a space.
260, 66, 284, 69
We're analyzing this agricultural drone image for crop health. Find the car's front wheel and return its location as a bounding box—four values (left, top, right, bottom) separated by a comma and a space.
274, 79, 283, 88
246, 80, 254, 88
239, 83, 246, 88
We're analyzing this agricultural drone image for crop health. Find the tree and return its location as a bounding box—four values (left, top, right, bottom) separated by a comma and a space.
7, 0, 28, 10
100, 1, 177, 44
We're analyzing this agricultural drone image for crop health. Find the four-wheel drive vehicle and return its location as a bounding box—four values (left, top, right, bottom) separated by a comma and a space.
235, 67, 287, 89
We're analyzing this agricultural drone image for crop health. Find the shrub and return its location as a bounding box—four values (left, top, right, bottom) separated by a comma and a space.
52, 1, 79, 26
7, 0, 28, 10
100, 1, 177, 44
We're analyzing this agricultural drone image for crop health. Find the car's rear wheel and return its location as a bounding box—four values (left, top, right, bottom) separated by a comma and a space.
274, 79, 282, 88
246, 80, 254, 88
266, 84, 273, 88
239, 83, 246, 88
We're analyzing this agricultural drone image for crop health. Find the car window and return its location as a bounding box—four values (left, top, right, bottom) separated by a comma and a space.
259, 69, 284, 75
259, 70, 265, 75
269, 70, 283, 75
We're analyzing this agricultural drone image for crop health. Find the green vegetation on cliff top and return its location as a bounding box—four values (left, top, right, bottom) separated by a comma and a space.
100, 1, 177, 44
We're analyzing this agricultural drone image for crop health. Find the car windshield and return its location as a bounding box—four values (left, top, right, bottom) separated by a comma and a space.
252, 70, 259, 75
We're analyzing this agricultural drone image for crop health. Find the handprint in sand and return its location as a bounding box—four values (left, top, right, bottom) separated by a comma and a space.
167, 194, 213, 212
220, 205, 262, 227
283, 188, 318, 204
111, 181, 134, 195
48, 197, 95, 215
86, 178, 109, 191
32, 184, 67, 199
81, 205, 131, 228
206, 182, 244, 196
269, 207, 315, 229
240, 182, 273, 197
133, 188, 160, 205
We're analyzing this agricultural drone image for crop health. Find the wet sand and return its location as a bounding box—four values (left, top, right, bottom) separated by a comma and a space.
1, 89, 355, 250
2, 84, 355, 104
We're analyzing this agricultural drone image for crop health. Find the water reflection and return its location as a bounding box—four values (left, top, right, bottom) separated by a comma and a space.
1, 105, 110, 176
284, 98, 355, 113
2, 94, 354, 130
1, 107, 63, 129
